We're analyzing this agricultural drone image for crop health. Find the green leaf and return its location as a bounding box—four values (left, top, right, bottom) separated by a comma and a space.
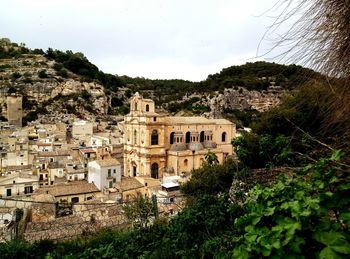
319, 247, 342, 259
314, 231, 350, 254
295, 191, 305, 200
244, 233, 258, 243
330, 150, 344, 161
289, 236, 305, 253
251, 215, 262, 226
338, 183, 350, 191
264, 206, 275, 216
340, 212, 350, 226
271, 239, 281, 249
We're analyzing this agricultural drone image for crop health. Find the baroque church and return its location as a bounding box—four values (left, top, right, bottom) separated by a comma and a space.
123, 93, 236, 179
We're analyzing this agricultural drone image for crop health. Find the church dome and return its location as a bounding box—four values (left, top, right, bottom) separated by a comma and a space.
203, 141, 217, 149
188, 142, 204, 151
170, 143, 187, 151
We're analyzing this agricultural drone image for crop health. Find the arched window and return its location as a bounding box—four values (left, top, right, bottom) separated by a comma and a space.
145, 104, 149, 112
134, 102, 138, 111
200, 132, 203, 141
222, 132, 227, 142
132, 163, 137, 177
134, 130, 137, 144
151, 130, 158, 145
185, 131, 191, 143
128, 130, 131, 142
151, 163, 158, 179
170, 132, 175, 144
184, 159, 188, 166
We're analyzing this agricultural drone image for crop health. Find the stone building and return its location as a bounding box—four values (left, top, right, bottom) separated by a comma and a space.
35, 181, 99, 203
6, 94, 22, 128
88, 158, 121, 190
123, 93, 236, 179
0, 171, 39, 198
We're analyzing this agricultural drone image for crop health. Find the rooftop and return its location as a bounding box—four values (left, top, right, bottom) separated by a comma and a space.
163, 116, 233, 125
79, 148, 96, 154
37, 150, 70, 157
116, 177, 143, 192
94, 158, 120, 167
35, 181, 99, 197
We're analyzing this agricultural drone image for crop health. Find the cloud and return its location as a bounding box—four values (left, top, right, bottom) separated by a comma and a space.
0, 0, 295, 81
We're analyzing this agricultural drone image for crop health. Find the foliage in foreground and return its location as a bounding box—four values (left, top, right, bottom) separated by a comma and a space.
1, 151, 349, 258
233, 150, 350, 258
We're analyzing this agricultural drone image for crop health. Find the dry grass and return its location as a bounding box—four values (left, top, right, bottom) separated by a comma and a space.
265, 0, 350, 80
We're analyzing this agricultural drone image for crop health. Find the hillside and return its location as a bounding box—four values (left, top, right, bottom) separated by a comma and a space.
0, 38, 320, 128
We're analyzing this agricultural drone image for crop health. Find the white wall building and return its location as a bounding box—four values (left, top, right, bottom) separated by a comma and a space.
0, 172, 39, 197
91, 134, 110, 147
88, 158, 121, 190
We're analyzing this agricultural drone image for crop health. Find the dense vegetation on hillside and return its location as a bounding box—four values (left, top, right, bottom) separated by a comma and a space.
1, 37, 317, 103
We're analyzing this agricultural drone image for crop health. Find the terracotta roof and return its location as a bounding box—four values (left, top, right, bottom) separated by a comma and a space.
37, 150, 70, 157
79, 148, 96, 154
95, 158, 120, 167
116, 177, 143, 192
37, 142, 52, 146
36, 181, 99, 197
5, 164, 32, 171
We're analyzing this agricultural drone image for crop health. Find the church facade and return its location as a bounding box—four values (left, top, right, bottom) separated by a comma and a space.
123, 93, 235, 179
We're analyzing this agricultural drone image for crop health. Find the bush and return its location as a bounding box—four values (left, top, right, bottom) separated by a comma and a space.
11, 72, 21, 80
57, 68, 68, 78
38, 69, 48, 78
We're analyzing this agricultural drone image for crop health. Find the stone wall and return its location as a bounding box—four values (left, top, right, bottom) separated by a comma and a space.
24, 202, 128, 242
0, 207, 16, 242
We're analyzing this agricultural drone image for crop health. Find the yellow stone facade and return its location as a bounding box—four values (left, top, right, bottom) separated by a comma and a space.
123, 93, 235, 179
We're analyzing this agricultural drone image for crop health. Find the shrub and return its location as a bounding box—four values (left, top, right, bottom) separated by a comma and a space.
38, 69, 48, 78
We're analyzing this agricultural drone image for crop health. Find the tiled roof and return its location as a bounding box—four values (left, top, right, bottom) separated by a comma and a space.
95, 158, 120, 167
79, 148, 96, 154
116, 177, 143, 192
37, 150, 70, 157
36, 181, 99, 197
5, 164, 32, 171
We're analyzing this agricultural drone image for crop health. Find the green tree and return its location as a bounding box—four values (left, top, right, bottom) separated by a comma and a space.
205, 151, 219, 165
181, 161, 237, 201
123, 194, 155, 229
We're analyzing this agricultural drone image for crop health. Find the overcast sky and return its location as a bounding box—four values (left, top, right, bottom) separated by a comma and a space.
0, 0, 297, 81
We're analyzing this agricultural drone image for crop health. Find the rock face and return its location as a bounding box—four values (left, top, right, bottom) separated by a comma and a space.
188, 86, 286, 119
0, 54, 109, 122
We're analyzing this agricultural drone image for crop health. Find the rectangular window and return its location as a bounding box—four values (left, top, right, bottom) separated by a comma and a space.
24, 186, 33, 194
113, 169, 116, 174
109, 181, 113, 188
6, 189, 12, 197
108, 169, 111, 177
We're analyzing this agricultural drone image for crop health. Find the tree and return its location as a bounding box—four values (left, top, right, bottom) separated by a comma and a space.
204, 151, 219, 165
123, 194, 156, 229
181, 161, 237, 201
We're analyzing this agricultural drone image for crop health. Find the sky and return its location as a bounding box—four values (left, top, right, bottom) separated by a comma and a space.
0, 0, 297, 81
